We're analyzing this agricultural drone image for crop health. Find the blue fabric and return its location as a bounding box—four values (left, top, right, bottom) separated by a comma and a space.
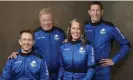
1, 52, 49, 80
84, 20, 131, 80
34, 26, 65, 79
49, 73, 58, 80
58, 41, 95, 80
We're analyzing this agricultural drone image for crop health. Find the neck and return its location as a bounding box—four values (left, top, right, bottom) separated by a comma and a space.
90, 19, 102, 26
21, 49, 31, 54
42, 26, 54, 33
71, 39, 81, 45
91, 19, 100, 23
72, 38, 80, 41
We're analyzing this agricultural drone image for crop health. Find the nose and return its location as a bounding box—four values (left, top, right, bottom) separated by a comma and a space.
25, 40, 29, 44
73, 29, 79, 33
76, 29, 79, 33
93, 10, 97, 15
45, 20, 49, 24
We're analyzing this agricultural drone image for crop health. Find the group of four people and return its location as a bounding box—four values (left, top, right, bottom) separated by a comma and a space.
1, 1, 131, 80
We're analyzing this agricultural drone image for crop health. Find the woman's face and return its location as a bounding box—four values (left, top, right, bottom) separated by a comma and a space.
70, 21, 81, 41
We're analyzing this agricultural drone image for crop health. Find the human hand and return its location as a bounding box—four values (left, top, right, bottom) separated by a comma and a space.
8, 52, 18, 59
99, 59, 114, 67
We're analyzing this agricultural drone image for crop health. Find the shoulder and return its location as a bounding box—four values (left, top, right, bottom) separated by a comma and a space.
84, 19, 90, 25
8, 55, 20, 63
33, 27, 42, 33
7, 58, 15, 63
60, 42, 70, 48
85, 44, 93, 50
84, 20, 93, 29
102, 20, 115, 27
54, 26, 65, 34
33, 54, 43, 60
61, 42, 68, 46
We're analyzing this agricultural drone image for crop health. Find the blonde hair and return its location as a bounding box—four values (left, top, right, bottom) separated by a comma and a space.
39, 7, 54, 18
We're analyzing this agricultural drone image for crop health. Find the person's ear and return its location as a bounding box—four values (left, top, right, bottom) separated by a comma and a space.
18, 39, 21, 46
101, 10, 104, 16
88, 10, 91, 15
33, 40, 35, 46
67, 27, 70, 34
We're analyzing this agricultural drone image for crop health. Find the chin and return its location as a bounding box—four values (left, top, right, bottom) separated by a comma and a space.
92, 20, 99, 23
47, 28, 52, 30
73, 38, 80, 41
23, 48, 30, 51
43, 27, 52, 31
24, 49, 30, 51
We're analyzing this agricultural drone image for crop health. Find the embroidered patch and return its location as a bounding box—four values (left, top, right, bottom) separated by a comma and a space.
100, 28, 106, 35
86, 30, 92, 32
14, 61, 22, 64
54, 34, 60, 40
64, 48, 70, 50
30, 61, 37, 68
79, 47, 85, 53
36, 36, 45, 39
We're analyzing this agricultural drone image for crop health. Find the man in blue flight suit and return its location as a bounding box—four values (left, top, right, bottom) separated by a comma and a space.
33, 8, 65, 80
1, 30, 49, 80
84, 1, 131, 80
9, 8, 65, 80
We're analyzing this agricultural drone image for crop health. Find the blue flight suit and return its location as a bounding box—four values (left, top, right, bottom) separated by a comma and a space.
84, 20, 131, 80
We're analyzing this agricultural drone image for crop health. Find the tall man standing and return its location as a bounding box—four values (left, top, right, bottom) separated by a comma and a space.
34, 8, 65, 80
84, 1, 131, 80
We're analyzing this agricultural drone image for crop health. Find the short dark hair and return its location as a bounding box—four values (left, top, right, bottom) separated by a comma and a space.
20, 29, 34, 40
89, 1, 103, 10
